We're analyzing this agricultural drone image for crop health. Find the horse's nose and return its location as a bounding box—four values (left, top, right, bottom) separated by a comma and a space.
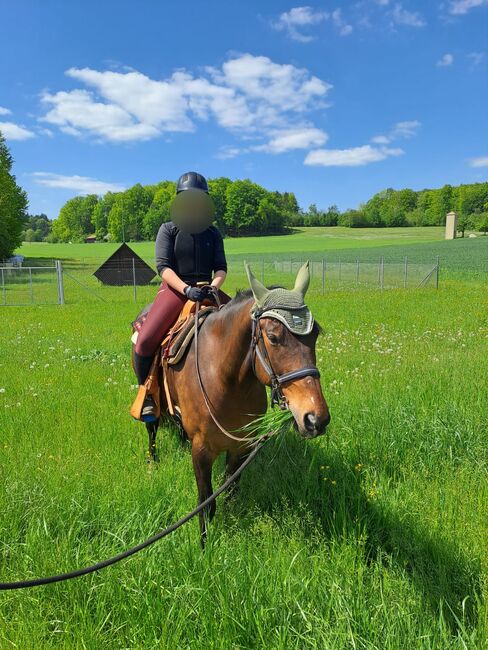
303, 411, 330, 436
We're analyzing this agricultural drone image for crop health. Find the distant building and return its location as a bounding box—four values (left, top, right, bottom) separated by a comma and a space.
3, 255, 24, 267
445, 211, 458, 240
93, 242, 156, 286
85, 235, 97, 243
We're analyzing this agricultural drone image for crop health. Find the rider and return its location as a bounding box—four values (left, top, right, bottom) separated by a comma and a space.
133, 171, 229, 421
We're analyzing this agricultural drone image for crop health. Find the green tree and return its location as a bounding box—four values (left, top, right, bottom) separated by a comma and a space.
304, 203, 324, 227
225, 180, 266, 235
143, 182, 175, 239
92, 192, 118, 240
323, 205, 340, 226
257, 196, 284, 233
208, 177, 232, 233
52, 195, 99, 242
107, 184, 152, 241
0, 131, 28, 259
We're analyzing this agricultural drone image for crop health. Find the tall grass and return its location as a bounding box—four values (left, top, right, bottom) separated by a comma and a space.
0, 258, 486, 647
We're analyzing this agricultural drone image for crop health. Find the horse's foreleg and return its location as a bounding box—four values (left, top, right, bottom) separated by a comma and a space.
191, 442, 217, 547
146, 420, 159, 463
224, 449, 249, 501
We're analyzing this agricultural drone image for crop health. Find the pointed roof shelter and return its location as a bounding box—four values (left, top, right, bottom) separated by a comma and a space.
93, 243, 156, 286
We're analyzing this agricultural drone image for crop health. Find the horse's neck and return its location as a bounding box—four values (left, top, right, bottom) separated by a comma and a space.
210, 298, 254, 382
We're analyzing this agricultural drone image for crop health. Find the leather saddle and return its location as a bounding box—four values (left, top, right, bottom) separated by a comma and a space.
130, 298, 217, 421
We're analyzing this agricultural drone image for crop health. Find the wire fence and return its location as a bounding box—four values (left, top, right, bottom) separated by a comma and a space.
0, 257, 439, 306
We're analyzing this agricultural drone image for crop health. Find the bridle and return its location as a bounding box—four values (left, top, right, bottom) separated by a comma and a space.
250, 310, 320, 411
193, 291, 320, 442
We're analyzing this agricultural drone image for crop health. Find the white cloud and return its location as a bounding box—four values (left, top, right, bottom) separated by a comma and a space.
392, 120, 421, 137
41, 88, 162, 142
467, 52, 485, 66
437, 53, 454, 66
449, 0, 488, 15
66, 67, 192, 132
0, 106, 12, 116
215, 146, 243, 160
40, 55, 332, 147
271, 6, 328, 42
468, 156, 488, 167
304, 144, 404, 167
331, 8, 353, 36
391, 3, 426, 26
371, 135, 390, 144
254, 126, 328, 153
371, 119, 421, 144
33, 172, 125, 194
0, 121, 36, 140
215, 54, 331, 113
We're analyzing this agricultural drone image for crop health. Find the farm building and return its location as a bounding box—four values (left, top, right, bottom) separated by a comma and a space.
93, 243, 156, 286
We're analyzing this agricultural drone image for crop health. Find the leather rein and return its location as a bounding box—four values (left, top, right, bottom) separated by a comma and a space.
192, 289, 320, 444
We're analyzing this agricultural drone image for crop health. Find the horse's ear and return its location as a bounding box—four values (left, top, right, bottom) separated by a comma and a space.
293, 261, 311, 297
245, 261, 269, 306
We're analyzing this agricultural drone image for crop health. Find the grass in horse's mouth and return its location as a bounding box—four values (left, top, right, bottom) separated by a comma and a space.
239, 408, 294, 438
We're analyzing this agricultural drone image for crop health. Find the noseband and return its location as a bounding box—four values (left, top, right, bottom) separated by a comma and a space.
250, 313, 320, 410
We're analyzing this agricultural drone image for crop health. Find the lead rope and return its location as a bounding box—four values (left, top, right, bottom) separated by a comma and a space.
193, 296, 269, 444
0, 431, 273, 590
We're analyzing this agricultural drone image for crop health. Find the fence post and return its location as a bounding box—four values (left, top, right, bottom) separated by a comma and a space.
380, 257, 384, 290
56, 260, 65, 305
435, 256, 440, 289
29, 267, 33, 303
1, 268, 5, 305
338, 259, 342, 284
403, 256, 408, 288
132, 258, 137, 302
261, 259, 265, 283
356, 259, 359, 284
321, 259, 325, 294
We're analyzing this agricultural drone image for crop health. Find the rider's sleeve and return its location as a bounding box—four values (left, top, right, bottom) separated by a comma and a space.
212, 228, 227, 273
155, 222, 175, 275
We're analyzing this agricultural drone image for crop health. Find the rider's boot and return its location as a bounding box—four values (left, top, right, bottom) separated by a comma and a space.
133, 352, 157, 422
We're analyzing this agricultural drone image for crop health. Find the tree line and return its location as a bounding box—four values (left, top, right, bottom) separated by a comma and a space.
1, 131, 487, 259
49, 179, 300, 243
292, 183, 488, 234
47, 179, 488, 243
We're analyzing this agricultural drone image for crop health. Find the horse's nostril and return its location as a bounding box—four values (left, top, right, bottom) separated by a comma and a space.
304, 412, 318, 431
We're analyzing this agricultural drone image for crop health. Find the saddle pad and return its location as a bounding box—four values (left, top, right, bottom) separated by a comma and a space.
165, 308, 215, 365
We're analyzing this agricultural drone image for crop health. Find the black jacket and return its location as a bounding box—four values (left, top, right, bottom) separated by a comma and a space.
155, 221, 227, 284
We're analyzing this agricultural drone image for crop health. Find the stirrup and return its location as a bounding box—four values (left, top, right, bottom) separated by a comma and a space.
141, 395, 157, 423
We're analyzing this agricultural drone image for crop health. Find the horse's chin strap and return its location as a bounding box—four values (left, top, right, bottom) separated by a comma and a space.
250, 316, 320, 411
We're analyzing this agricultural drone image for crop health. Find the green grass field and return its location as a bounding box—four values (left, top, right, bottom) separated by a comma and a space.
1, 228, 487, 648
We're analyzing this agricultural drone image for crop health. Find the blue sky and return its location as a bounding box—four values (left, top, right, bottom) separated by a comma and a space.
1, 0, 487, 218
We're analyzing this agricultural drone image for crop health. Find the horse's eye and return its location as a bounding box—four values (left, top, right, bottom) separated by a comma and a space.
267, 333, 280, 345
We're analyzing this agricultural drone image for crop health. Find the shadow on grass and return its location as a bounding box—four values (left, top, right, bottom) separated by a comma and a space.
228, 432, 482, 636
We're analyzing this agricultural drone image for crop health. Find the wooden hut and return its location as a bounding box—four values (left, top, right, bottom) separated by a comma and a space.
93, 243, 156, 286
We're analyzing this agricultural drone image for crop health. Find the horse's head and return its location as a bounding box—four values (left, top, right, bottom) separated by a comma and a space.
246, 262, 330, 439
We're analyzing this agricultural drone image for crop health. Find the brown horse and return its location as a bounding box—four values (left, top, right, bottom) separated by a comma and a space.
132, 262, 330, 542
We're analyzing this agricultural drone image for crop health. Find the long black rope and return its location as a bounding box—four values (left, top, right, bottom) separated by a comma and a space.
0, 434, 272, 591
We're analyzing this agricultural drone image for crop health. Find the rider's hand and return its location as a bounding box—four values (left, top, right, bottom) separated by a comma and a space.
204, 286, 219, 303
184, 286, 206, 302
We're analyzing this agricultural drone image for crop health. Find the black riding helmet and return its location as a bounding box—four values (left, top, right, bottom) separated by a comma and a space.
176, 171, 209, 194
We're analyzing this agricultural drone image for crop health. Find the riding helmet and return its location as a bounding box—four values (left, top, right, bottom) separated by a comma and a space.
176, 171, 209, 194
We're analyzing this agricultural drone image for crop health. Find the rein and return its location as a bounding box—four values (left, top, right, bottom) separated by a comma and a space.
193, 293, 320, 441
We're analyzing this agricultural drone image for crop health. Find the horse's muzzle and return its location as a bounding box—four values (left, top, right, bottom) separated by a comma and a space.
300, 410, 330, 438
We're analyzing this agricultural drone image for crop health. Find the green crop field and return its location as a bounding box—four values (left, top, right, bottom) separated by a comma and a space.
1, 228, 487, 648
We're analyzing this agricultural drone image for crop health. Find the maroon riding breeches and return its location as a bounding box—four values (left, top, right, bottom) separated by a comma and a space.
134, 281, 230, 358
